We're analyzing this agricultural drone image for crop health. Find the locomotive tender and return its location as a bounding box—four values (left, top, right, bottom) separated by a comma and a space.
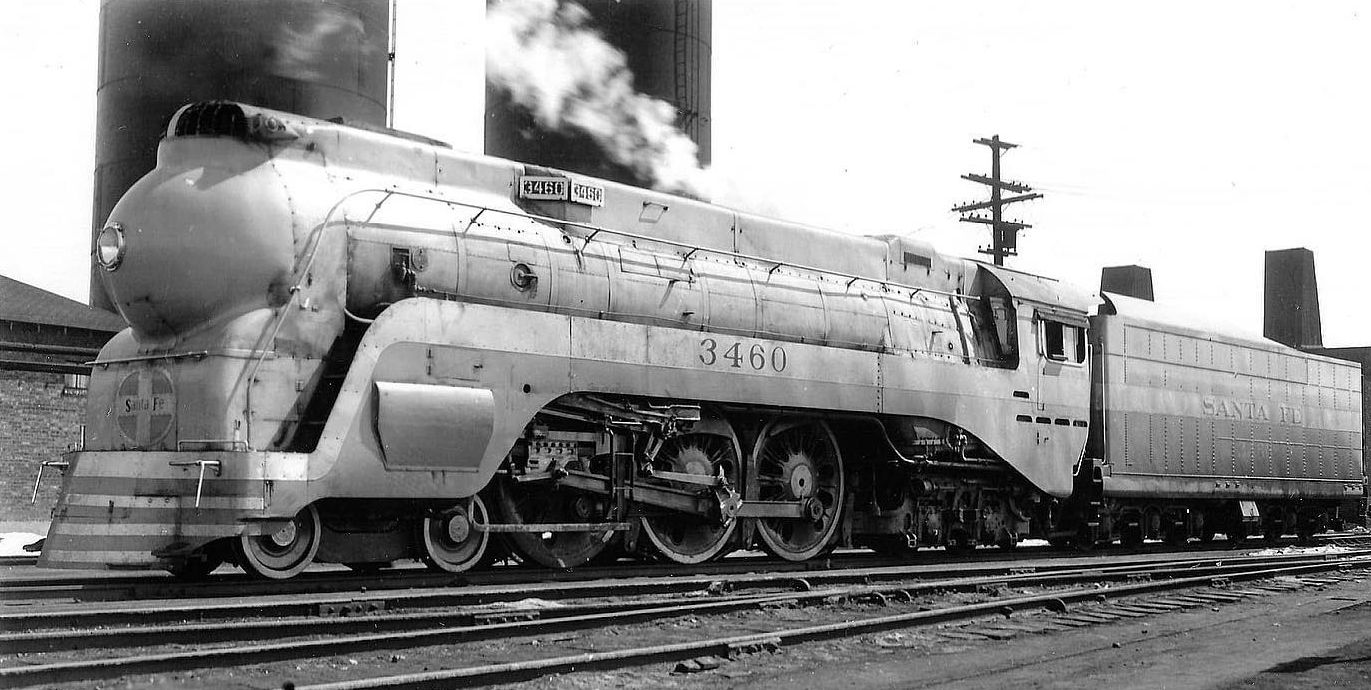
40, 102, 1364, 578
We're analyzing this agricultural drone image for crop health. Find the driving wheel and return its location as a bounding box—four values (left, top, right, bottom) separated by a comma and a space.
493, 474, 611, 569
639, 410, 742, 564
750, 418, 845, 561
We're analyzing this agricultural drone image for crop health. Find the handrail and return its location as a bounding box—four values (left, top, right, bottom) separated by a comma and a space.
237, 188, 398, 445
374, 188, 981, 303
89, 350, 211, 367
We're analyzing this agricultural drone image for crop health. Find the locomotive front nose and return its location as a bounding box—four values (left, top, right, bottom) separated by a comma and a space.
100, 150, 297, 342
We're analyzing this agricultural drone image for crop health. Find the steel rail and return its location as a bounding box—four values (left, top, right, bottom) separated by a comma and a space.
1, 555, 1356, 655
3, 556, 1357, 688
294, 559, 1368, 690
4, 548, 1361, 631
0, 547, 1024, 602
0, 536, 1340, 599
7, 527, 1348, 602
0, 550, 854, 601
3, 586, 851, 655
1, 554, 1365, 686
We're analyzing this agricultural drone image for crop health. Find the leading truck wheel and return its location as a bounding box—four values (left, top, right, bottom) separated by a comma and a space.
639, 410, 743, 564
236, 505, 321, 580
420, 496, 491, 573
750, 418, 845, 562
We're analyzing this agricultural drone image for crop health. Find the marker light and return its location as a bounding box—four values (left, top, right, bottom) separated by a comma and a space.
96, 222, 127, 271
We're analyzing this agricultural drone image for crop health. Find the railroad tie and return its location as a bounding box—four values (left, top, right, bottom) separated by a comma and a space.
939, 630, 995, 641
959, 627, 1019, 640
1095, 607, 1147, 618
984, 621, 1064, 633
1058, 612, 1116, 624
1109, 604, 1169, 615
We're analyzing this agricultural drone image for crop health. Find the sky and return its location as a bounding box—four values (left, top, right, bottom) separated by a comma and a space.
2, 1, 1368, 345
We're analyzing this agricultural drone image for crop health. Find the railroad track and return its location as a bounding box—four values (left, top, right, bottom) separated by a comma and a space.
1312, 532, 1371, 549
1, 548, 1366, 688
301, 561, 1368, 690
3, 547, 1353, 630
0, 534, 1323, 605
5, 550, 894, 604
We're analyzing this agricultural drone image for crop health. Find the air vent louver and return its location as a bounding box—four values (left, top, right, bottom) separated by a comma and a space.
172, 102, 248, 139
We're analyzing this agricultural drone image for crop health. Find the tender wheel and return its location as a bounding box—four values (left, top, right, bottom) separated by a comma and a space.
1074, 524, 1099, 551
750, 418, 845, 561
639, 410, 743, 564
1263, 518, 1284, 544
1228, 522, 1249, 548
1120, 521, 1144, 549
1163, 521, 1188, 546
494, 475, 611, 569
946, 527, 975, 554
419, 496, 491, 573
1295, 512, 1317, 546
236, 505, 322, 580
995, 529, 1019, 551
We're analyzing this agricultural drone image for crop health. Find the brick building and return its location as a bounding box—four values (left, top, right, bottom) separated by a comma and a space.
1, 275, 124, 521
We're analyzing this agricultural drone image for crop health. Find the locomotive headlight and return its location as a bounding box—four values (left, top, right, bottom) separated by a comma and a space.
95, 222, 127, 271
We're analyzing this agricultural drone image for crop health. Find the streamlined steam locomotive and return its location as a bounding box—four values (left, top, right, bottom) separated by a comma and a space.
39, 102, 1365, 578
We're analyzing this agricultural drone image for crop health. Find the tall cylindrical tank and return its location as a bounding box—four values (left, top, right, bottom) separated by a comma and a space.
92, 0, 391, 311
484, 0, 711, 188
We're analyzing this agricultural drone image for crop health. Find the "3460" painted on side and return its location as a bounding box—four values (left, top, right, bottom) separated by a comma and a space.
698, 338, 788, 372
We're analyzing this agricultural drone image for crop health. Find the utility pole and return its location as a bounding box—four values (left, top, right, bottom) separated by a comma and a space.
952, 136, 1042, 266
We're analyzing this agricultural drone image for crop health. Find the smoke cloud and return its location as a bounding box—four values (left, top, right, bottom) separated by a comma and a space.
274, 5, 376, 85
486, 0, 709, 196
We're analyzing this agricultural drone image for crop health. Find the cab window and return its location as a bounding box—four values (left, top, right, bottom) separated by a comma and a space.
1041, 319, 1086, 364
973, 296, 1019, 369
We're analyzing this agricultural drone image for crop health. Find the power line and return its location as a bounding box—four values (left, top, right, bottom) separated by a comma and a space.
951, 135, 1042, 266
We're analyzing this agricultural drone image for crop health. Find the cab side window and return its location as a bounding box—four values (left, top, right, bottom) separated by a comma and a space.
1041, 319, 1086, 364
973, 296, 1019, 369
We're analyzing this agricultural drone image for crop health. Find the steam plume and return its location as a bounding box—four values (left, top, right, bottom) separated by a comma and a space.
486, 0, 708, 196
275, 5, 375, 84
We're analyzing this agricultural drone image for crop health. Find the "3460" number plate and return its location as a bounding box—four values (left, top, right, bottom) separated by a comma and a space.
698, 338, 788, 372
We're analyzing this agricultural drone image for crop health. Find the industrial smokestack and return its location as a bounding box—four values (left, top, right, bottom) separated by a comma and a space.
92, 0, 391, 311
1100, 265, 1155, 302
1263, 248, 1323, 348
